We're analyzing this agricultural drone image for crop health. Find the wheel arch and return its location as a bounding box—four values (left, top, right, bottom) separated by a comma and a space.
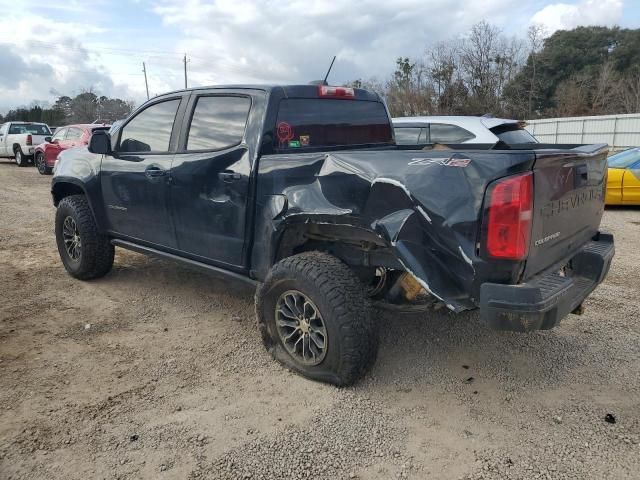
52, 179, 87, 206
51, 179, 109, 233
272, 219, 401, 273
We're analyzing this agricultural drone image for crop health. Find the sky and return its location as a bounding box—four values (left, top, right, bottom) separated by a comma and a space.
0, 0, 637, 113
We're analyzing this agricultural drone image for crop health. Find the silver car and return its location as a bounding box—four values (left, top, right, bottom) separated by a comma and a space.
392, 116, 538, 146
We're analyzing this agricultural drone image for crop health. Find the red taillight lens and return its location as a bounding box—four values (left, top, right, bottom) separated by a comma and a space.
26, 134, 33, 145
318, 85, 355, 99
486, 172, 533, 260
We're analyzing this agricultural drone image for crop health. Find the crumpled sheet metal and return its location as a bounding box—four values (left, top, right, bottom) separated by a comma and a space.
254, 149, 535, 311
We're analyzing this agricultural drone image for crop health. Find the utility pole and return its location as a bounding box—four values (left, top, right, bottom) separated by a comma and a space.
142, 62, 150, 100
183, 53, 188, 88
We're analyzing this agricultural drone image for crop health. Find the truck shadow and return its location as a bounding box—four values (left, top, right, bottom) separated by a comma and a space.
368, 307, 595, 393
98, 250, 598, 392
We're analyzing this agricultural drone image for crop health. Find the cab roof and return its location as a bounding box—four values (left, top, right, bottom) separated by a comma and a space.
154, 84, 383, 102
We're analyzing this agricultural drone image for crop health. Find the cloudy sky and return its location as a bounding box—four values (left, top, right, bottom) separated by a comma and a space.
0, 0, 637, 113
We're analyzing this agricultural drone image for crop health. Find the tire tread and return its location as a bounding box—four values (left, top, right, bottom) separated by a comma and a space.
56, 195, 114, 280
256, 251, 378, 386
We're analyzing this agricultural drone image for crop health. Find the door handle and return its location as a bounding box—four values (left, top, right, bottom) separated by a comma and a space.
145, 166, 166, 178
218, 171, 242, 182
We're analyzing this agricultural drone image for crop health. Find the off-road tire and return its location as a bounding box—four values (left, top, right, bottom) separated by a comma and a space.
35, 152, 52, 175
55, 195, 114, 280
256, 251, 378, 386
14, 147, 29, 167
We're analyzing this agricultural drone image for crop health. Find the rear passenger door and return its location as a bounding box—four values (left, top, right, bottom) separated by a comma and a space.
170, 92, 253, 267
45, 127, 67, 164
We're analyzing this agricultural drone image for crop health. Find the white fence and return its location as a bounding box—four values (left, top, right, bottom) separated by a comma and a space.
525, 113, 640, 151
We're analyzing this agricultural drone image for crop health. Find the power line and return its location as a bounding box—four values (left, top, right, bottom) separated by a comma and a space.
25, 39, 184, 57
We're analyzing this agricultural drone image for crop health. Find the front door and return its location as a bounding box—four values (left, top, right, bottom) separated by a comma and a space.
45, 127, 67, 164
170, 94, 253, 267
100, 96, 184, 248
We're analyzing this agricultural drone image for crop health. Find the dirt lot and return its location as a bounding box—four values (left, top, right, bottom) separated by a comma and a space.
0, 162, 638, 480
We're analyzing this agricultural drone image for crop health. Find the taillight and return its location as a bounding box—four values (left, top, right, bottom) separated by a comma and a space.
485, 172, 533, 260
318, 85, 355, 99
26, 134, 33, 146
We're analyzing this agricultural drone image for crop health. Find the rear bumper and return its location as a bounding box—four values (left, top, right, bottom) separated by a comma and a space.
480, 232, 614, 332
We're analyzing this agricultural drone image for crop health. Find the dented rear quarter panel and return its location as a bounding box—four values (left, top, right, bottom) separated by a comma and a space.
252, 149, 536, 311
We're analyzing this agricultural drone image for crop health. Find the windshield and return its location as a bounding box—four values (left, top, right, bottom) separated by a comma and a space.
607, 148, 640, 168
275, 98, 393, 151
490, 124, 537, 144
8, 123, 51, 135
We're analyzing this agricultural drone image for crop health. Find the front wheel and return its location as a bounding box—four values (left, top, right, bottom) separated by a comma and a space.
256, 252, 378, 386
55, 195, 114, 280
35, 153, 52, 174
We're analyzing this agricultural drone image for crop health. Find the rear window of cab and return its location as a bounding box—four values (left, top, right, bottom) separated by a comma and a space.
275, 99, 393, 150
8, 123, 51, 135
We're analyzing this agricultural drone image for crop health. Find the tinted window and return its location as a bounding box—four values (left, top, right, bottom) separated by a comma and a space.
490, 125, 537, 144
429, 124, 475, 143
51, 128, 67, 142
608, 148, 640, 168
276, 99, 392, 150
67, 127, 83, 140
119, 99, 180, 153
187, 96, 251, 151
394, 127, 426, 145
8, 123, 51, 135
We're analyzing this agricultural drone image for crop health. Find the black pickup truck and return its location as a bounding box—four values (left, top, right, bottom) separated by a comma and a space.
51, 84, 614, 385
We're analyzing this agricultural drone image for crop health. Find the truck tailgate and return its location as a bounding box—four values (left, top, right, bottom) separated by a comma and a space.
524, 144, 608, 279
30, 135, 50, 146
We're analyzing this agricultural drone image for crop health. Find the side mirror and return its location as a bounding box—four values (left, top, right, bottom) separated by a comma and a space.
88, 130, 112, 155
44, 136, 52, 142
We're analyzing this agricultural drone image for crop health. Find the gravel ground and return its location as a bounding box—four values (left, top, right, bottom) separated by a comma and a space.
0, 162, 639, 480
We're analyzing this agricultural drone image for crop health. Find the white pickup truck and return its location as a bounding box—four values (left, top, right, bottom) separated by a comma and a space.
0, 121, 53, 166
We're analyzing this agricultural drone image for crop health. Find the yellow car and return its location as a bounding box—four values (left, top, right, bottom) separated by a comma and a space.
606, 148, 640, 205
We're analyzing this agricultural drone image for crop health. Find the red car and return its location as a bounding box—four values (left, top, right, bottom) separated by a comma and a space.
34, 124, 110, 175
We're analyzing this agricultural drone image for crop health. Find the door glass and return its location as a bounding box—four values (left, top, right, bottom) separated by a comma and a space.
394, 127, 422, 145
119, 99, 180, 153
429, 124, 475, 143
66, 127, 83, 140
51, 128, 67, 142
186, 96, 251, 151
608, 148, 640, 169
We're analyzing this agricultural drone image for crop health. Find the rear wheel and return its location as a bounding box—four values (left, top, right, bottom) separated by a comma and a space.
35, 153, 52, 175
14, 147, 29, 167
256, 252, 378, 386
55, 195, 114, 280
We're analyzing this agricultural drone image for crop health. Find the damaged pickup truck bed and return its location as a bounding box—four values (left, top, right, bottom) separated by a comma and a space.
51, 84, 614, 385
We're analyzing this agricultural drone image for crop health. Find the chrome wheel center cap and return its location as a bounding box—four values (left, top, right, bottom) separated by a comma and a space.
299, 318, 310, 333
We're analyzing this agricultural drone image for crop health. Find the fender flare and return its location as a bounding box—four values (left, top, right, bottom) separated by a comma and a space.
51, 177, 108, 233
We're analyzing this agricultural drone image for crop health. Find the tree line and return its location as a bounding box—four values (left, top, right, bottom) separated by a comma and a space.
0, 90, 135, 126
349, 23, 640, 119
